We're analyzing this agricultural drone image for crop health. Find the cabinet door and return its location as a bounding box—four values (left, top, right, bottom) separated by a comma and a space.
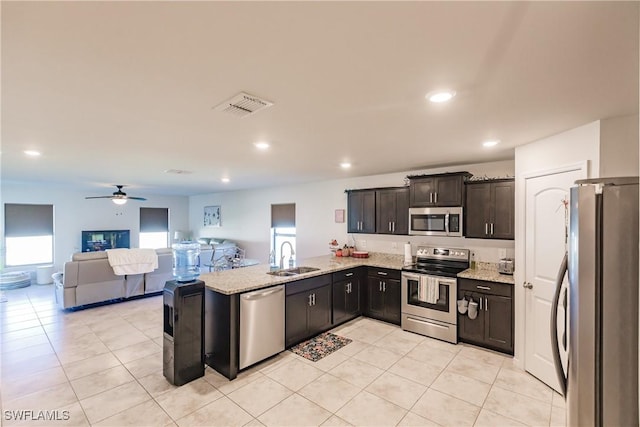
484, 295, 513, 353
434, 175, 464, 206
366, 277, 386, 320
458, 295, 486, 344
376, 190, 396, 234
345, 278, 361, 318
332, 280, 348, 325
308, 285, 332, 335
383, 278, 401, 325
347, 192, 362, 233
394, 188, 410, 235
286, 292, 311, 347
490, 181, 515, 239
465, 183, 491, 238
409, 177, 436, 207
361, 191, 376, 233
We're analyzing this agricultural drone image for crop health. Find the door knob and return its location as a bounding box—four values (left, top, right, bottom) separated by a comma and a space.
523, 282, 533, 289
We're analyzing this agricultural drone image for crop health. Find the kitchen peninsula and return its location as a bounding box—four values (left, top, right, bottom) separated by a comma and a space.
201, 253, 404, 379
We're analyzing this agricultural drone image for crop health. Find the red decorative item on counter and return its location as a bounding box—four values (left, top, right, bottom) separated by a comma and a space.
351, 251, 369, 258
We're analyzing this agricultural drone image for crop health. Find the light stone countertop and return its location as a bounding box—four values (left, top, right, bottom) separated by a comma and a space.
200, 252, 406, 295
457, 262, 515, 285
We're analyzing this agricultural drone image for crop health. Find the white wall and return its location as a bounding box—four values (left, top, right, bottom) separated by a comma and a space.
600, 113, 639, 177
189, 160, 515, 264
514, 120, 601, 368
0, 181, 189, 273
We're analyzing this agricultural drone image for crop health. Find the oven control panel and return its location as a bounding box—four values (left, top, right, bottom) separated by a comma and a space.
415, 246, 469, 261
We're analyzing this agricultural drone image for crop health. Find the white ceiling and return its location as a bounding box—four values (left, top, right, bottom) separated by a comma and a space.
2, 1, 638, 197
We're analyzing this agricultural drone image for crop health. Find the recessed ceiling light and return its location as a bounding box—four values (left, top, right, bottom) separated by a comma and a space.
427, 90, 456, 103
483, 140, 500, 147
24, 150, 41, 157
340, 162, 352, 169
221, 177, 230, 183
254, 141, 270, 150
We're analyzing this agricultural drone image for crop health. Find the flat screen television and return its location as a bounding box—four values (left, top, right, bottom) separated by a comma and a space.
81, 230, 130, 252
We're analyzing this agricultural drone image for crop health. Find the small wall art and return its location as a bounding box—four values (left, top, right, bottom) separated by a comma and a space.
204, 205, 221, 227
334, 209, 345, 223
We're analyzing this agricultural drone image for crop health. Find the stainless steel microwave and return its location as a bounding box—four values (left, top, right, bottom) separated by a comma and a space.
409, 207, 463, 237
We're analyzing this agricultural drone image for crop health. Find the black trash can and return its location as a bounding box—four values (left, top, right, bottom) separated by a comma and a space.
163, 280, 205, 386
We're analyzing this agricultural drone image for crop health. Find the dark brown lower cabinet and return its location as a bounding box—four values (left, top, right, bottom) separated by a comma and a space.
364, 268, 401, 325
285, 275, 332, 348
332, 280, 361, 326
458, 278, 513, 354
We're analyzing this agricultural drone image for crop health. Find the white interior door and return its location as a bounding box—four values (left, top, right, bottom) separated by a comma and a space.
524, 166, 584, 392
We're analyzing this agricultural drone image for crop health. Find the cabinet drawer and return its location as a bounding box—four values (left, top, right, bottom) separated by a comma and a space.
332, 268, 362, 282
458, 278, 512, 297
367, 267, 401, 281
285, 274, 331, 296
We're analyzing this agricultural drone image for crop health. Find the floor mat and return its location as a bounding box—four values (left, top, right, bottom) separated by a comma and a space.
289, 332, 352, 362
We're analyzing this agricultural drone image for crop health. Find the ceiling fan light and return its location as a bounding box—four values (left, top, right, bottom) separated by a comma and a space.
112, 198, 127, 205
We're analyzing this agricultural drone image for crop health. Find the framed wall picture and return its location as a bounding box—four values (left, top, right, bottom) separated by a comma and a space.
334, 209, 345, 223
204, 205, 221, 227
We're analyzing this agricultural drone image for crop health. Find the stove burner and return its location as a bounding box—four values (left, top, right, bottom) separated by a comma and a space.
404, 246, 470, 277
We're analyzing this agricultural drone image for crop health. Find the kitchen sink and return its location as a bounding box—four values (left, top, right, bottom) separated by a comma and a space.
267, 266, 320, 277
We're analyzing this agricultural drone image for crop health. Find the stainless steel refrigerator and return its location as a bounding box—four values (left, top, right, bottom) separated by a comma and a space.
551, 177, 638, 427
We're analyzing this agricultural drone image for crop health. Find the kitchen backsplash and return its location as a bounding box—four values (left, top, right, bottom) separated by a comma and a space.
348, 235, 515, 264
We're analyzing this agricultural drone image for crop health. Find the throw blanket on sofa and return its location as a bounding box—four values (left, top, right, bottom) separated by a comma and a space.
106, 248, 159, 275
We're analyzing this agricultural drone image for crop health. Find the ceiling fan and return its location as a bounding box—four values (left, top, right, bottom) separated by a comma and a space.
85, 185, 147, 205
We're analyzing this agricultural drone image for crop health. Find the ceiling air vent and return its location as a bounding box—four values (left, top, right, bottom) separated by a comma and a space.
214, 92, 274, 117
164, 169, 193, 175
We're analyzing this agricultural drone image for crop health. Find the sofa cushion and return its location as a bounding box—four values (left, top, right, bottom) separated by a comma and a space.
72, 251, 109, 261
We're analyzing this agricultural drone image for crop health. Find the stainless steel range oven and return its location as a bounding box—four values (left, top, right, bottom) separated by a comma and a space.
401, 246, 469, 344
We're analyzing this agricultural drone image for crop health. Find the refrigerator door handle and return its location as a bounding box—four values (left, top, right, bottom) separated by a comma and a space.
550, 251, 568, 397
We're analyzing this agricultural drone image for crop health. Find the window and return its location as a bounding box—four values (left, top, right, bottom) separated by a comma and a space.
270, 203, 296, 267
139, 207, 169, 249
4, 203, 54, 266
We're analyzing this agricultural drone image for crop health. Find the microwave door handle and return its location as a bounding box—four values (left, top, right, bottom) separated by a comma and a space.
445, 212, 450, 235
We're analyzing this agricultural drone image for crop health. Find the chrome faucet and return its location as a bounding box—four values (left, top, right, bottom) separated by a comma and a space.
280, 241, 295, 269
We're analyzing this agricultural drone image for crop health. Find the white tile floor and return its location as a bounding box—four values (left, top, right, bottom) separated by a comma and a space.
0, 285, 566, 426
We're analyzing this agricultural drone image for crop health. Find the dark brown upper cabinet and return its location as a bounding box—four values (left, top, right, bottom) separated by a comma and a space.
408, 172, 472, 207
347, 190, 376, 234
465, 179, 514, 239
375, 187, 409, 235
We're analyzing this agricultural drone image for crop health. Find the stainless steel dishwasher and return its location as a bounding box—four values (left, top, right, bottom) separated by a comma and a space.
239, 285, 285, 369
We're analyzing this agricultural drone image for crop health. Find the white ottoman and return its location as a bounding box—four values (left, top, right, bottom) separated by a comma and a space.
36, 265, 54, 285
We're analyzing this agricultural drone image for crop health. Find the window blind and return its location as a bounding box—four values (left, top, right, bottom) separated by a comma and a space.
4, 204, 54, 237
140, 207, 169, 232
271, 203, 295, 228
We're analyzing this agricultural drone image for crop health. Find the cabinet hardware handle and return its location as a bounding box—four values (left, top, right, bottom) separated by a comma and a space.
434, 192, 438, 203
485, 223, 489, 235
430, 193, 433, 203
476, 285, 491, 290
480, 297, 483, 310
383, 282, 386, 292
345, 272, 353, 277
377, 271, 388, 276
379, 281, 382, 292
392, 222, 395, 232
485, 297, 488, 311
312, 293, 316, 306
490, 223, 494, 235
308, 294, 313, 306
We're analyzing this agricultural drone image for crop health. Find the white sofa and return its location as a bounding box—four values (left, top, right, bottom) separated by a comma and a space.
53, 242, 238, 309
